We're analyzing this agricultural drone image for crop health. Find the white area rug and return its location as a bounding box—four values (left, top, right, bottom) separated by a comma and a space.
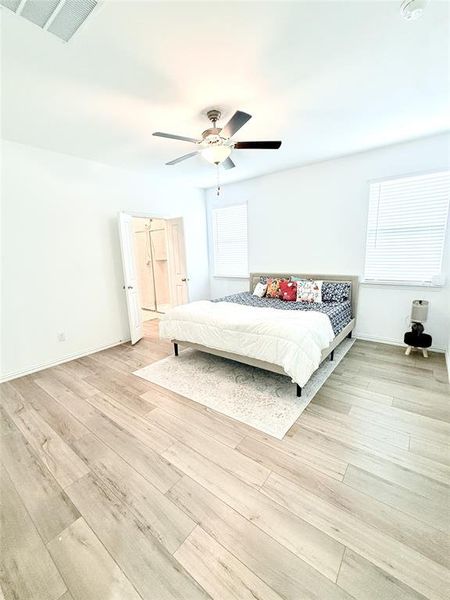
134, 338, 355, 439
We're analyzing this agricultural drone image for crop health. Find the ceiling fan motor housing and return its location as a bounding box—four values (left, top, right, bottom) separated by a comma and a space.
201, 128, 226, 144
203, 110, 226, 144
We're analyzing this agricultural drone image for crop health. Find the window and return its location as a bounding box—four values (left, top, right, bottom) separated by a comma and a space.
212, 204, 248, 277
363, 170, 449, 286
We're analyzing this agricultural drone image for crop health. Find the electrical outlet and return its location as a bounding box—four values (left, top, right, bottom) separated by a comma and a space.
57, 332, 66, 342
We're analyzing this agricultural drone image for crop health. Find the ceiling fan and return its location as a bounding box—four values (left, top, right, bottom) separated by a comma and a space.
153, 109, 282, 170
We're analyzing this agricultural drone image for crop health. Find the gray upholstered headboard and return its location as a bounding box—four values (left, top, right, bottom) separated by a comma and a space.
249, 273, 359, 318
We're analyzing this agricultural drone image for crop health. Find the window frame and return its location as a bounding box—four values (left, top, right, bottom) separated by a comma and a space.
212, 203, 249, 279
362, 169, 449, 288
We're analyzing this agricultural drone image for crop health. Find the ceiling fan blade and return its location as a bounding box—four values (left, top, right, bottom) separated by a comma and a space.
221, 111, 252, 138
222, 157, 236, 170
234, 141, 282, 149
166, 151, 199, 165
153, 132, 200, 144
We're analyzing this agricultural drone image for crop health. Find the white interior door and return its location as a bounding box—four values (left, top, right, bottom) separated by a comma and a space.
118, 213, 143, 344
166, 217, 189, 306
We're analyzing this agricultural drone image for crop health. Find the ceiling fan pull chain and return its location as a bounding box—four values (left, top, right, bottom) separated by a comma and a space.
216, 164, 221, 197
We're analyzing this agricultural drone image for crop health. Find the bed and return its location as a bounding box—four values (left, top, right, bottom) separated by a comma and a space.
159, 273, 358, 396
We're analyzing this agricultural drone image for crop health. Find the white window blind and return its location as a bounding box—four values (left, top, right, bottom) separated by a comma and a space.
363, 170, 449, 285
213, 204, 248, 277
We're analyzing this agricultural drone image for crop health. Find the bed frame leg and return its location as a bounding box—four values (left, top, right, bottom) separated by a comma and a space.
329, 350, 334, 361
296, 384, 302, 397
173, 343, 178, 357
347, 331, 352, 339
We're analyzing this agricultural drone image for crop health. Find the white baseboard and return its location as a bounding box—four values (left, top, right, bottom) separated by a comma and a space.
2, 333, 447, 382
354, 332, 445, 353
0, 338, 131, 383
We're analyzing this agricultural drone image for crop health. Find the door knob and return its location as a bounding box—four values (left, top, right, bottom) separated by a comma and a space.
127, 285, 134, 289
181, 278, 189, 282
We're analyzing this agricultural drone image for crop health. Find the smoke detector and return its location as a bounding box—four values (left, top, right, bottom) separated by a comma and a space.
400, 0, 428, 20
0, 0, 99, 42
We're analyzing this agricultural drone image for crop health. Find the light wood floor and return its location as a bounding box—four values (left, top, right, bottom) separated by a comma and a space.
1, 320, 449, 600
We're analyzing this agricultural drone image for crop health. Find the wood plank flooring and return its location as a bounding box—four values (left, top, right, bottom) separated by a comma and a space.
1, 320, 449, 600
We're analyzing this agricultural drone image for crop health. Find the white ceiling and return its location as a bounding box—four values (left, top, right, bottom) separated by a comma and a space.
1, 0, 449, 188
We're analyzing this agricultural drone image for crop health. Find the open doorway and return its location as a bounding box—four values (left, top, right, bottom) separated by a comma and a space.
118, 213, 189, 345
133, 217, 171, 321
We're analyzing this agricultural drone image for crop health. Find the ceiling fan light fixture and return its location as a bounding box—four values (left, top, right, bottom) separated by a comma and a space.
201, 144, 232, 165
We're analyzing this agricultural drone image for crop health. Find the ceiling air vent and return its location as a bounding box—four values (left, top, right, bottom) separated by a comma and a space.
21, 0, 61, 28
0, 0, 98, 42
2, 0, 22, 11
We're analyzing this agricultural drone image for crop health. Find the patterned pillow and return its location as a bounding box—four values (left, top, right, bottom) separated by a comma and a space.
295, 279, 323, 303
265, 278, 290, 298
265, 278, 282, 298
279, 280, 297, 301
253, 282, 268, 297
322, 282, 350, 303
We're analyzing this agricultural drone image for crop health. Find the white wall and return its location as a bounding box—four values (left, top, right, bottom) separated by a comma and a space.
446, 332, 450, 381
1, 141, 209, 380
206, 133, 450, 351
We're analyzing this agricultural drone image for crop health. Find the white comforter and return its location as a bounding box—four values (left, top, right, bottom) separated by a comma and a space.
159, 301, 334, 387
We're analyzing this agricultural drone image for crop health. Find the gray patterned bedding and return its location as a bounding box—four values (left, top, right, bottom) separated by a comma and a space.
212, 292, 352, 336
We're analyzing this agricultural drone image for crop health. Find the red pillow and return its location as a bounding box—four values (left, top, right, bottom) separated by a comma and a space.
279, 280, 297, 301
